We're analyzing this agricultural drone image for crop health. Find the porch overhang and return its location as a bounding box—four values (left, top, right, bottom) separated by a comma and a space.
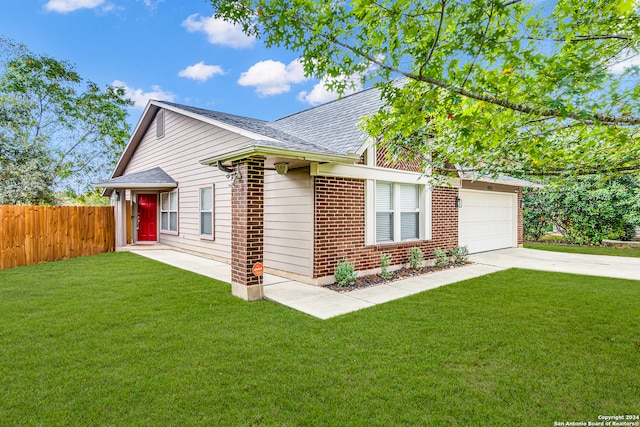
93, 167, 178, 196
199, 143, 360, 171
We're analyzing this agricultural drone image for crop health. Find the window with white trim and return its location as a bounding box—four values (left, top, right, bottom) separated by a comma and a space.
375, 182, 420, 243
160, 190, 178, 233
199, 185, 214, 239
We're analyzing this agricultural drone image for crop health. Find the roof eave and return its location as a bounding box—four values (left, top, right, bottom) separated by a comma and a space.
200, 145, 360, 167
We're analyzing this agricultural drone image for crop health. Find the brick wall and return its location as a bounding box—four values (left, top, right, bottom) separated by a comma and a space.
376, 143, 423, 173
231, 158, 264, 287
313, 176, 459, 279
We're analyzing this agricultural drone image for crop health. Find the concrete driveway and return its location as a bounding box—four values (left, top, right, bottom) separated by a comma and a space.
470, 248, 640, 281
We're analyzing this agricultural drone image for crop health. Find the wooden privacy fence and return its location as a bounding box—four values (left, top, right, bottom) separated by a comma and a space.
0, 205, 115, 270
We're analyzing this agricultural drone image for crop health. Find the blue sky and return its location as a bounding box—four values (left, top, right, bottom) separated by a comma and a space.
0, 0, 349, 127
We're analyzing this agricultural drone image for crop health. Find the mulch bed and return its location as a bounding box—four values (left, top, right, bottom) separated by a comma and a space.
324, 262, 472, 293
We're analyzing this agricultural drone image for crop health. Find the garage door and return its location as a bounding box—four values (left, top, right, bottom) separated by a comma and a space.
458, 189, 517, 254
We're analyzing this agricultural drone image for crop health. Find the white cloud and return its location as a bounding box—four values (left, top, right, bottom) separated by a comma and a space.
297, 75, 362, 105
45, 0, 105, 12
178, 62, 225, 82
609, 51, 640, 74
238, 59, 307, 96
111, 80, 176, 108
182, 14, 254, 49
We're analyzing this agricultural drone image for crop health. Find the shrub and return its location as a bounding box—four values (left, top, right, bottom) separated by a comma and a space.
334, 258, 357, 287
523, 175, 640, 245
380, 253, 392, 280
448, 245, 469, 264
408, 247, 424, 270
433, 248, 449, 268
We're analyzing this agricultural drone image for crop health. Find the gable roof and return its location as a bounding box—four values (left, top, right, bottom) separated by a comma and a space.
270, 85, 387, 155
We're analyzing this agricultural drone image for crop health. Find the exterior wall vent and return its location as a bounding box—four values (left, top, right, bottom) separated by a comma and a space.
156, 110, 165, 139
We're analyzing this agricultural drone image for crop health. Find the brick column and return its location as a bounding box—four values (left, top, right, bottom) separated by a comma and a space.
230, 157, 264, 301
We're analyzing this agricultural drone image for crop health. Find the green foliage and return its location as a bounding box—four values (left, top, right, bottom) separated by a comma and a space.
334, 258, 357, 287
524, 175, 640, 244
448, 245, 469, 265
56, 188, 111, 206
209, 0, 640, 178
408, 247, 424, 270
0, 37, 132, 204
380, 253, 392, 280
433, 248, 449, 268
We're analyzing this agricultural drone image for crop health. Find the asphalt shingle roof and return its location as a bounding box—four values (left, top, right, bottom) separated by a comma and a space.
95, 167, 176, 186
159, 85, 386, 157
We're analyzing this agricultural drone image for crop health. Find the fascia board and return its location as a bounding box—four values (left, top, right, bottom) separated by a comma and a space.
310, 162, 432, 184
94, 183, 178, 190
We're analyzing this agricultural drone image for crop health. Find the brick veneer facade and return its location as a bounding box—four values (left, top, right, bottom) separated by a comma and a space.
313, 176, 459, 279
231, 158, 264, 297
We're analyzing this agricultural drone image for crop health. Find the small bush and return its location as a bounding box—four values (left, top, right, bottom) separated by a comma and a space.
448, 246, 469, 265
408, 247, 424, 270
334, 258, 357, 287
380, 253, 392, 280
433, 248, 449, 268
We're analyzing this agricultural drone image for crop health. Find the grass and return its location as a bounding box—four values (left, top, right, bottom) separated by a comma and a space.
1, 252, 639, 426
525, 242, 640, 257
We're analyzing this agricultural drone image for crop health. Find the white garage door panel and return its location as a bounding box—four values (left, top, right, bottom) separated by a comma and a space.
459, 190, 516, 254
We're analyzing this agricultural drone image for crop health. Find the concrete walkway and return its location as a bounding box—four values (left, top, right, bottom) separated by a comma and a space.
470, 247, 640, 281
129, 249, 504, 319
129, 247, 639, 320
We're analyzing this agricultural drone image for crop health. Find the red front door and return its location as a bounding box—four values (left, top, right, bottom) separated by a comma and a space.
138, 194, 157, 241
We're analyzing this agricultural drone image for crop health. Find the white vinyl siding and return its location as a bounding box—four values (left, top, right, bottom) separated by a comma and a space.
199, 186, 214, 239
160, 190, 178, 233
263, 169, 313, 277
124, 109, 254, 260
375, 182, 421, 244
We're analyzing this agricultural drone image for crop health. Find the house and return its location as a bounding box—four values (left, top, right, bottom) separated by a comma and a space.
95, 86, 534, 301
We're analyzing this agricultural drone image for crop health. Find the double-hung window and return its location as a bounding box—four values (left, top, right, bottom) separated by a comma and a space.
375, 182, 420, 243
160, 190, 178, 233
199, 185, 214, 239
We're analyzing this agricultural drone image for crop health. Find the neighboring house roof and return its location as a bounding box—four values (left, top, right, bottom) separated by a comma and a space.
460, 172, 544, 189
94, 167, 177, 189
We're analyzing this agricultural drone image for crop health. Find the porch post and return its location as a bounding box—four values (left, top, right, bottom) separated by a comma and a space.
230, 157, 264, 301
113, 191, 128, 248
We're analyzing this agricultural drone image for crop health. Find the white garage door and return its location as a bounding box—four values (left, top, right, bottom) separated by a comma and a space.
458, 189, 517, 254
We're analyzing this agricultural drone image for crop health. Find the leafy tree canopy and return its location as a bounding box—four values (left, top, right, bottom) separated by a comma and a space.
0, 37, 132, 205
210, 0, 640, 178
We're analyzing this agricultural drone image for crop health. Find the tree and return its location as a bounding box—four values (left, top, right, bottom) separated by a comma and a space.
0, 37, 132, 205
209, 0, 640, 178
524, 175, 640, 244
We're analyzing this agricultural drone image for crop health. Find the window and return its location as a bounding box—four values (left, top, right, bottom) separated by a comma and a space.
376, 182, 394, 242
400, 184, 419, 240
156, 110, 165, 138
160, 190, 178, 233
375, 182, 420, 243
199, 185, 214, 239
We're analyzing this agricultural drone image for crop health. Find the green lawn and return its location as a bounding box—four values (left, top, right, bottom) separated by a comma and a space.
1, 253, 639, 426
525, 242, 640, 257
